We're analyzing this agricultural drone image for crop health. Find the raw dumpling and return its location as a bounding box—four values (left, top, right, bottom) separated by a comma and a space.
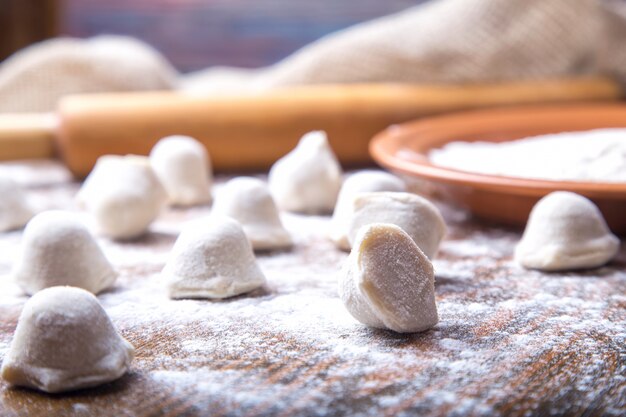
212, 177, 292, 250
77, 155, 167, 240
0, 175, 34, 232
515, 191, 620, 271
1, 286, 134, 393
329, 170, 406, 250
12, 211, 117, 295
347, 192, 446, 259
339, 223, 438, 333
164, 216, 267, 299
268, 131, 342, 214
149, 135, 212, 206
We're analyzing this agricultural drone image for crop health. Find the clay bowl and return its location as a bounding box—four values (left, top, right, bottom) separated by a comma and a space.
370, 103, 626, 234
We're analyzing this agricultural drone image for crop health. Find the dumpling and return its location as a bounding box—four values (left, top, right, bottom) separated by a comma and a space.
77, 155, 167, 240
163, 216, 267, 299
329, 170, 406, 250
12, 211, 117, 295
339, 223, 438, 333
515, 191, 620, 271
347, 192, 446, 259
0, 175, 34, 232
1, 286, 134, 393
212, 177, 292, 250
268, 131, 342, 214
149, 135, 212, 206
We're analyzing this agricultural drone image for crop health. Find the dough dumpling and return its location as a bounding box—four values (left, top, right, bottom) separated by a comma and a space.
1, 286, 134, 393
515, 191, 619, 271
212, 177, 292, 250
149, 135, 212, 206
347, 192, 446, 259
164, 216, 266, 299
268, 131, 342, 214
0, 175, 34, 232
329, 170, 405, 250
339, 223, 438, 333
12, 211, 117, 295
77, 155, 167, 239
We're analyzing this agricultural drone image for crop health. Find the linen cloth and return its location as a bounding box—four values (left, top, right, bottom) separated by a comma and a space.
1, 0, 625, 112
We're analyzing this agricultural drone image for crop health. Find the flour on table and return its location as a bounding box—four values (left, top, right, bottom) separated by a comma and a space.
0, 160, 72, 187
429, 128, 626, 182
0, 163, 623, 417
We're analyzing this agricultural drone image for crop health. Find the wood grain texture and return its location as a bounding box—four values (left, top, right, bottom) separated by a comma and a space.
0, 161, 624, 417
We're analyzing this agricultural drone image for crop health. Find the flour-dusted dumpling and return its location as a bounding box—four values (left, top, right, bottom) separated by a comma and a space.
212, 177, 292, 250
77, 155, 167, 239
268, 131, 342, 214
12, 211, 117, 295
339, 223, 438, 333
515, 191, 620, 271
347, 192, 446, 259
0, 175, 34, 232
149, 135, 212, 206
1, 286, 134, 393
329, 170, 406, 250
164, 216, 266, 299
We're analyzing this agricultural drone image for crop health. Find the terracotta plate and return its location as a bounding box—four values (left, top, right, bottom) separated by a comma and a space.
370, 104, 626, 234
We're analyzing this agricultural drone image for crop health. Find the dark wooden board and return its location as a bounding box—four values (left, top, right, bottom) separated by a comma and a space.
0, 161, 624, 417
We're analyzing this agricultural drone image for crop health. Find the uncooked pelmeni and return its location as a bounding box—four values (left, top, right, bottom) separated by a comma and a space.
212, 177, 292, 250
149, 135, 212, 206
164, 216, 267, 299
339, 223, 438, 333
77, 155, 167, 239
515, 191, 620, 271
268, 131, 342, 213
1, 286, 134, 393
0, 175, 34, 232
347, 192, 446, 259
12, 211, 117, 295
329, 170, 406, 250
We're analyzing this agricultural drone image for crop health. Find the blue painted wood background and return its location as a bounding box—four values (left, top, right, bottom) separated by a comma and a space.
61, 0, 428, 72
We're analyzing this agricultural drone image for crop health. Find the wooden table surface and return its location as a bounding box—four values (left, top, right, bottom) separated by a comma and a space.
0, 161, 624, 417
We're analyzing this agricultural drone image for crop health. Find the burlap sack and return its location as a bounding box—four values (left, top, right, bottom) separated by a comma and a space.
181, 0, 626, 93
1, 0, 625, 112
0, 36, 178, 113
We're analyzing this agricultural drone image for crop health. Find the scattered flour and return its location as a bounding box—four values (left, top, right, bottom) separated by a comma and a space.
429, 128, 626, 182
0, 163, 623, 417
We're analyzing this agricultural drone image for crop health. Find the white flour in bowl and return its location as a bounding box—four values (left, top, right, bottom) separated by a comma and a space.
428, 128, 626, 182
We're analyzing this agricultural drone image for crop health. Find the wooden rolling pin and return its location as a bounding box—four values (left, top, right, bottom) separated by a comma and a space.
0, 78, 622, 177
